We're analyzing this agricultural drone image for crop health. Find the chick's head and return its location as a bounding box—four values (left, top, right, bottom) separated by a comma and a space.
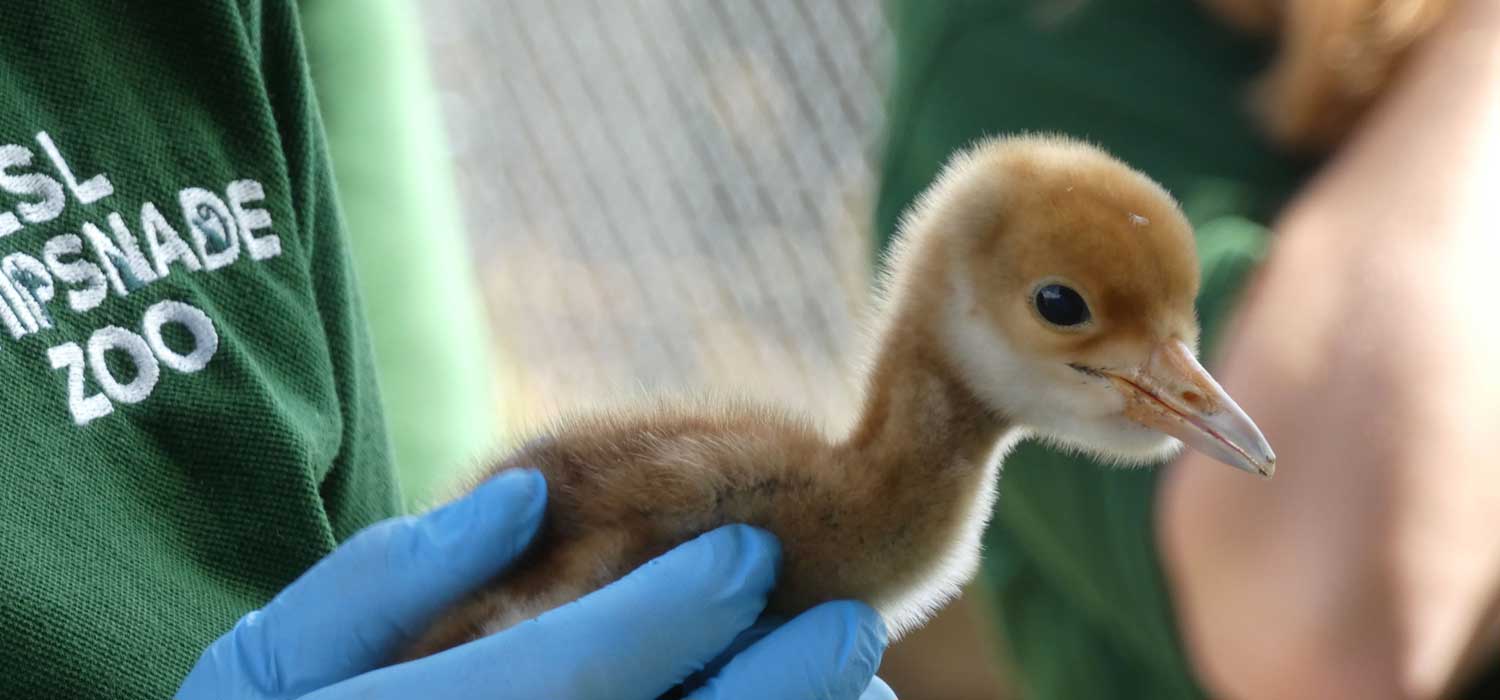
902, 136, 1275, 476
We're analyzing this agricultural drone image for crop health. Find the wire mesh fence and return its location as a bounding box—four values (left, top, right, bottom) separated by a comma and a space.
421, 0, 891, 429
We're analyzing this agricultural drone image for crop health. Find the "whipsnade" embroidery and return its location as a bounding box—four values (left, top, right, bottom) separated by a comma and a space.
0, 130, 283, 425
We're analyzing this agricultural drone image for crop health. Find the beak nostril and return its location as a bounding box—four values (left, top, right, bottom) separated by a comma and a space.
1130, 339, 1272, 475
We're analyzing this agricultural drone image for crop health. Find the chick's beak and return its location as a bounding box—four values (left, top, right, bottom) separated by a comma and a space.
1103, 340, 1276, 478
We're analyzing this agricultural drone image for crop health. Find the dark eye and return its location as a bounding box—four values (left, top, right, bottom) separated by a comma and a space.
1034, 284, 1091, 327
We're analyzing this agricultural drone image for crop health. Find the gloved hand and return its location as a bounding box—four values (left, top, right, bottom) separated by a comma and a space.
177, 468, 896, 699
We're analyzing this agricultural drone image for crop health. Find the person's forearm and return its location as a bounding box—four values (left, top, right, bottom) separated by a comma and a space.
877, 585, 1015, 699
1159, 3, 1500, 699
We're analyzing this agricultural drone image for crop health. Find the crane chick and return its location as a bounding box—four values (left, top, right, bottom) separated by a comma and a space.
401, 135, 1276, 658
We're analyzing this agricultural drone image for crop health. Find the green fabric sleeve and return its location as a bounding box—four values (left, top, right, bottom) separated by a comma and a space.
299, 0, 500, 511
0, 3, 398, 697
876, 2, 1313, 698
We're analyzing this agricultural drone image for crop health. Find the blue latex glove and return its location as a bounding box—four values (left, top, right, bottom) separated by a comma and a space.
177, 468, 896, 699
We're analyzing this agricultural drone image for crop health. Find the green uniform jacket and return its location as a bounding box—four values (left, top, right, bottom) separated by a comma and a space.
0, 3, 401, 697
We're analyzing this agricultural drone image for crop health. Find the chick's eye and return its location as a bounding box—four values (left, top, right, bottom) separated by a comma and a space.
1034, 284, 1091, 327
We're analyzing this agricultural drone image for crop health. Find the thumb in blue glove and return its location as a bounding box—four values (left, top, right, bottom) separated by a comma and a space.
177, 468, 895, 699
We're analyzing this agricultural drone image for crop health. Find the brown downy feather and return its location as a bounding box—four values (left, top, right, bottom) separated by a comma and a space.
398, 135, 1210, 661
401, 261, 1012, 658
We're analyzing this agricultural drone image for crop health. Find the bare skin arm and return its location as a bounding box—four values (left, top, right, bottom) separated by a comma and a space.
1158, 2, 1500, 698
877, 584, 1015, 699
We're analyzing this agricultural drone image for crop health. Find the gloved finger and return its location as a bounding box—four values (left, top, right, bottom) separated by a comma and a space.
686, 600, 888, 700
678, 615, 787, 691
306, 525, 780, 700
180, 468, 546, 698
681, 613, 894, 699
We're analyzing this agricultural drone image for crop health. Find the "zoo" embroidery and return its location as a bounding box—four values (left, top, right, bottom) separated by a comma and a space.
47, 300, 219, 425
0, 129, 283, 425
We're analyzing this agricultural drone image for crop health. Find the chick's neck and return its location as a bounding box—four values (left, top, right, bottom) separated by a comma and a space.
838, 294, 1014, 500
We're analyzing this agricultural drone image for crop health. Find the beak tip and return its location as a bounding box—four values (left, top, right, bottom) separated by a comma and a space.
1249, 448, 1276, 479
1110, 340, 1278, 482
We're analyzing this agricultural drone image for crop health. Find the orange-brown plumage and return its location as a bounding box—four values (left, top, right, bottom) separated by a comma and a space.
401, 135, 1275, 659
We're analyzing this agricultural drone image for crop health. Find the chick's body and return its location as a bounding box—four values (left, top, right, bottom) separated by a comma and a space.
408, 387, 1003, 658
404, 135, 1276, 661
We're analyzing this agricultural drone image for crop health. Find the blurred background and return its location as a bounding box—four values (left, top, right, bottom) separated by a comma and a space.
426, 0, 886, 427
